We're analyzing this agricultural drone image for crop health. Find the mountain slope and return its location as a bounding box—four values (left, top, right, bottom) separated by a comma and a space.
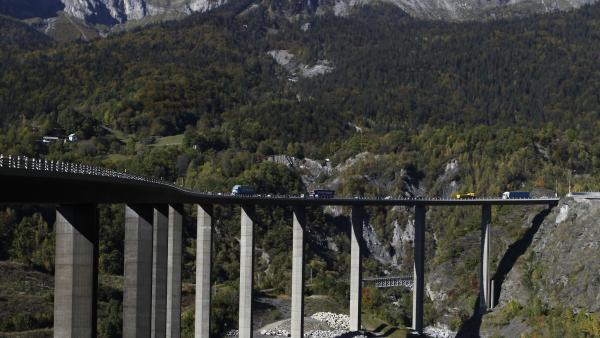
61, 0, 228, 25
1, 2, 599, 136
382, 0, 598, 20
0, 14, 52, 50
0, 0, 599, 42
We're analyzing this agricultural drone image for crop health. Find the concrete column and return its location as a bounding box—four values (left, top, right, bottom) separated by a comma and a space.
54, 205, 98, 338
291, 207, 306, 338
412, 205, 426, 334
239, 205, 255, 338
195, 204, 212, 338
124, 205, 154, 338
167, 205, 183, 338
152, 205, 168, 338
349, 206, 364, 332
480, 204, 491, 312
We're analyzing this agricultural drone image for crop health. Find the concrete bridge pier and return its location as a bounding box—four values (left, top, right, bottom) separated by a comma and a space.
166, 204, 183, 338
54, 205, 98, 338
412, 205, 426, 334
124, 204, 154, 338
291, 206, 306, 337
350, 206, 365, 332
195, 204, 213, 338
239, 205, 255, 338
152, 205, 169, 338
480, 204, 491, 312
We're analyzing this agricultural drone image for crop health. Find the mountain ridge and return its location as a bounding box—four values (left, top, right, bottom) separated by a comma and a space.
1, 0, 599, 42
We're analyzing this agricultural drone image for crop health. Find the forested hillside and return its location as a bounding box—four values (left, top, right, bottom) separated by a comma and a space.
0, 15, 52, 50
1, 3, 599, 146
0, 2, 599, 337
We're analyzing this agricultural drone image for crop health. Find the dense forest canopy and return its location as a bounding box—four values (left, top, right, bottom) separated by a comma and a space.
0, 3, 599, 144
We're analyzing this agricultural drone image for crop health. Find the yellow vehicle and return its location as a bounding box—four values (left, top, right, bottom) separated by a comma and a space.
453, 192, 476, 199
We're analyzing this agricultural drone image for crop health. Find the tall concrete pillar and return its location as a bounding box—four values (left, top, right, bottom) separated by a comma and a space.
291, 207, 306, 338
349, 206, 364, 332
480, 204, 491, 312
195, 204, 212, 338
124, 205, 154, 338
167, 205, 183, 338
239, 205, 255, 338
412, 205, 426, 334
152, 205, 168, 338
54, 205, 98, 338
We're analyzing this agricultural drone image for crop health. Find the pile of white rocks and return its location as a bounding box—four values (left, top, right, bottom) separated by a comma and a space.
231, 312, 370, 337
310, 312, 350, 330
260, 329, 291, 336
304, 329, 359, 337
424, 324, 455, 338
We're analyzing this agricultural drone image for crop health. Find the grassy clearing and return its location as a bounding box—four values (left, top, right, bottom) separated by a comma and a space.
305, 295, 345, 316
152, 134, 184, 147
100, 126, 128, 143
363, 313, 409, 338
103, 153, 130, 164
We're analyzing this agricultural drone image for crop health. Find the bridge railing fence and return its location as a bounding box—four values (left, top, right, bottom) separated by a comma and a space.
0, 154, 185, 190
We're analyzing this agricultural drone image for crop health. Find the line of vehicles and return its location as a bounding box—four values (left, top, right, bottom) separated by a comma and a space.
233, 185, 532, 200
453, 191, 531, 199
232, 185, 337, 198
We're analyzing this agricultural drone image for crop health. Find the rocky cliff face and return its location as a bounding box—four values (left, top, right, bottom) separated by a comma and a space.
291, 0, 597, 20
499, 197, 600, 312
268, 153, 430, 270
3, 0, 598, 28
327, 0, 597, 20
475, 197, 600, 336
387, 0, 596, 19
60, 0, 228, 24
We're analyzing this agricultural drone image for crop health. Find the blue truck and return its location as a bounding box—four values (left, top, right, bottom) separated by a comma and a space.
231, 185, 256, 195
502, 191, 530, 199
309, 189, 335, 198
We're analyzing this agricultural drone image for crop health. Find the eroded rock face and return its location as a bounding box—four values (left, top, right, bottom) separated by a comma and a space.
527, 198, 600, 312
336, 0, 598, 20
2, 0, 599, 30
496, 198, 600, 310
61, 0, 228, 24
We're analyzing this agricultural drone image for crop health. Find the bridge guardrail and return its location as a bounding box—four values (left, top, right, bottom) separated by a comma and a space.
0, 153, 182, 188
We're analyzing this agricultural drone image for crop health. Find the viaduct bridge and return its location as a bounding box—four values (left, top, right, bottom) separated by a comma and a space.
0, 155, 558, 337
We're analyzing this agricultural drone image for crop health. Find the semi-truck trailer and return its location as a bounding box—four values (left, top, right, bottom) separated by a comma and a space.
309, 189, 335, 198
502, 191, 530, 199
231, 185, 256, 195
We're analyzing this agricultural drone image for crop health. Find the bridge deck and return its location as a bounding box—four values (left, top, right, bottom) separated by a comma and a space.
0, 157, 560, 206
